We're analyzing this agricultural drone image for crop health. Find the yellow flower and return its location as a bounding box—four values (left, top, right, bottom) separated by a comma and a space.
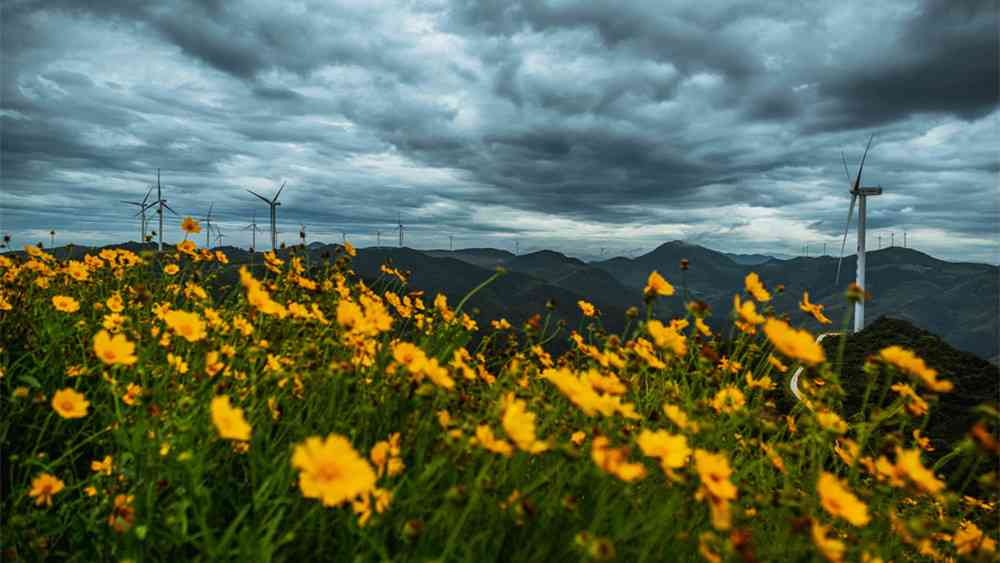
818, 472, 870, 526
878, 346, 952, 392
799, 291, 831, 324
542, 367, 640, 419
292, 434, 377, 507
954, 521, 996, 555
811, 521, 846, 562
733, 294, 765, 332
710, 386, 746, 414
637, 429, 690, 470
891, 383, 929, 416
181, 216, 201, 234
647, 320, 687, 356
571, 431, 587, 446
816, 411, 848, 434
591, 436, 646, 482
577, 300, 596, 317
52, 295, 80, 313
767, 355, 788, 373
745, 371, 776, 391
29, 472, 65, 507
474, 425, 514, 457
163, 310, 207, 342
644, 270, 675, 297
163, 263, 180, 276
764, 318, 825, 366
894, 448, 945, 494
167, 352, 189, 374
122, 383, 143, 406
502, 394, 548, 453
744, 272, 771, 302
52, 388, 89, 419
105, 293, 125, 313
176, 239, 198, 256
210, 396, 251, 441
91, 455, 113, 476
93, 330, 138, 366
694, 449, 737, 501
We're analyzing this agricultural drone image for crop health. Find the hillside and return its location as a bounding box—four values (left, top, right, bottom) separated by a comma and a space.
823, 317, 999, 455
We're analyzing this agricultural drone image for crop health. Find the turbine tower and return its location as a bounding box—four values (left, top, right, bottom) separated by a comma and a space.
203, 203, 215, 248
397, 213, 404, 248
243, 212, 263, 252
835, 135, 882, 333
121, 185, 154, 242
153, 169, 178, 252
376, 230, 381, 248
247, 182, 286, 252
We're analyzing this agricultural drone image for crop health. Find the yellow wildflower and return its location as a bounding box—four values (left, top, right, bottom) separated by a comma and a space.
710, 386, 746, 414
744, 272, 771, 302
210, 396, 251, 441
93, 330, 138, 366
644, 271, 675, 297
764, 318, 825, 366
52, 388, 89, 419
291, 434, 376, 507
818, 472, 870, 526
799, 291, 831, 324
637, 429, 690, 470
502, 394, 548, 453
52, 295, 80, 313
29, 472, 65, 507
878, 346, 952, 392
163, 310, 207, 342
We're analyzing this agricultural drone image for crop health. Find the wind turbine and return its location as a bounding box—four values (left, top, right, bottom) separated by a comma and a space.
243, 212, 264, 252
121, 184, 154, 242
153, 169, 178, 252
397, 213, 404, 248
376, 230, 381, 248
203, 203, 215, 248
247, 182, 286, 252
215, 225, 225, 248
835, 135, 882, 333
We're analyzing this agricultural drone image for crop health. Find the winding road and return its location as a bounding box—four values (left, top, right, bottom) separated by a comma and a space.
789, 332, 842, 402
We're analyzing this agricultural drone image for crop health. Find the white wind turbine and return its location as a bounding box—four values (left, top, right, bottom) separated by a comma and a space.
203, 203, 215, 248
121, 185, 154, 242
152, 169, 178, 252
397, 212, 405, 248
835, 134, 882, 333
247, 182, 286, 252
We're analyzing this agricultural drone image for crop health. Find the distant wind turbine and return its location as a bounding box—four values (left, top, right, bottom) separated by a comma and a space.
153, 169, 179, 252
243, 212, 264, 252
121, 184, 154, 242
397, 213, 404, 248
203, 203, 215, 248
835, 135, 882, 333
247, 182, 286, 252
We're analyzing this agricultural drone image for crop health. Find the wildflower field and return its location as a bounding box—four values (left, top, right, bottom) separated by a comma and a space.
1, 224, 997, 562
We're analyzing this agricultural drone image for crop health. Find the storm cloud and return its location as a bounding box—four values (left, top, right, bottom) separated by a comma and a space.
2, 0, 997, 262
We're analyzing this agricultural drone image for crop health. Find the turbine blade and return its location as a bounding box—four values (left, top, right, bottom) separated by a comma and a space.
163, 202, 179, 215
247, 189, 271, 203
840, 151, 852, 185
835, 193, 857, 285
272, 181, 286, 203
142, 185, 153, 205
852, 134, 875, 192
121, 201, 142, 206
207, 202, 214, 219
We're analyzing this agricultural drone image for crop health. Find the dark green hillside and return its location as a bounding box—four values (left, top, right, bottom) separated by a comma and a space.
823, 317, 999, 455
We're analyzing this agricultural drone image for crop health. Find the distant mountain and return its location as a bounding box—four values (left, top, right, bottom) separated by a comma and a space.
723, 252, 794, 265
9, 240, 997, 359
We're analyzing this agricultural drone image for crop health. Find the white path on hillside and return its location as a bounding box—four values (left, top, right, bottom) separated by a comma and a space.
789, 332, 842, 403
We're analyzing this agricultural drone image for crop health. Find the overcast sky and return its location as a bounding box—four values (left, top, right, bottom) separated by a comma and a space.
2, 0, 997, 263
